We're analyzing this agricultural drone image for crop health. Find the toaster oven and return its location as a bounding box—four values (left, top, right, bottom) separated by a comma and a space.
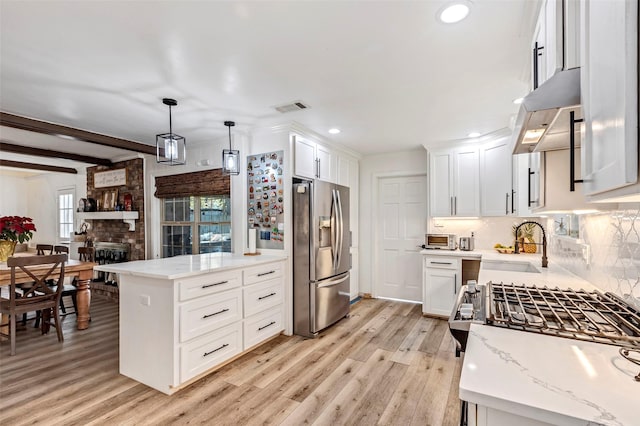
424, 233, 457, 250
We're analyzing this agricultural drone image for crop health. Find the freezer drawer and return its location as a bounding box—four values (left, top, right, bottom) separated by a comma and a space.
312, 272, 350, 333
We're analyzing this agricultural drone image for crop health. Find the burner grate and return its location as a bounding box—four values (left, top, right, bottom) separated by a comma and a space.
488, 282, 640, 348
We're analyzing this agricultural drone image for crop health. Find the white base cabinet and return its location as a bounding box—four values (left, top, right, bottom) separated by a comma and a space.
422, 256, 461, 317
118, 260, 285, 395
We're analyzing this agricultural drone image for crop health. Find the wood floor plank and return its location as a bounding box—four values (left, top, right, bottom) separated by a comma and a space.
410, 329, 460, 426
311, 349, 397, 425
390, 316, 436, 365
377, 351, 435, 426
279, 358, 363, 425
0, 296, 464, 426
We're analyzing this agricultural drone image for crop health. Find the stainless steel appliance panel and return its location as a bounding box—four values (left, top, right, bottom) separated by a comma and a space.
293, 178, 351, 338
311, 272, 350, 333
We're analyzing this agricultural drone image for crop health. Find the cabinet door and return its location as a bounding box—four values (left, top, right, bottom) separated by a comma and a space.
337, 155, 350, 187
532, 3, 547, 89
429, 151, 453, 217
581, 0, 638, 195
316, 144, 336, 183
424, 267, 459, 317
453, 147, 480, 217
480, 137, 512, 216
294, 136, 317, 179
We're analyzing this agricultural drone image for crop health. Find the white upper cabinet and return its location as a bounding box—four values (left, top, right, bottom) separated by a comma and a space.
316, 144, 336, 183
293, 136, 317, 180
293, 135, 336, 183
429, 146, 480, 217
581, 0, 638, 198
533, 0, 581, 89
480, 136, 515, 216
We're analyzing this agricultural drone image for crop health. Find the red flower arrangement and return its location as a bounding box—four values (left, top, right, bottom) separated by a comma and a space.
0, 216, 37, 243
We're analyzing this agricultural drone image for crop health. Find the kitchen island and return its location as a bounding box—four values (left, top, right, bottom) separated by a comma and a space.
95, 253, 288, 395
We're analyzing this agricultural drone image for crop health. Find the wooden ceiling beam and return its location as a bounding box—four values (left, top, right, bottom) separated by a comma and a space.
0, 141, 113, 166
0, 159, 78, 174
0, 112, 156, 155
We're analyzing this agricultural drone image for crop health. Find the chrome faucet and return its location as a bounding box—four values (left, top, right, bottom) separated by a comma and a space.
513, 221, 548, 268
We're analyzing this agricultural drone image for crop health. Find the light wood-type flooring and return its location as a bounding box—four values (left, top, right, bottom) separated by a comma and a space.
0, 296, 464, 425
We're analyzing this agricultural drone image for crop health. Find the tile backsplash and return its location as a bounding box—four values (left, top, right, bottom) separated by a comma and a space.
429, 216, 539, 250
547, 206, 640, 309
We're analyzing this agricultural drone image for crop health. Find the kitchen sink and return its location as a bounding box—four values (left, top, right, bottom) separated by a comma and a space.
482, 260, 541, 273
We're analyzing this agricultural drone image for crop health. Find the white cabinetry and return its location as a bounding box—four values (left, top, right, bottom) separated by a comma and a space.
118, 259, 285, 395
480, 136, 515, 216
429, 146, 480, 217
422, 256, 461, 317
532, 0, 581, 89
293, 135, 336, 183
581, 0, 638, 199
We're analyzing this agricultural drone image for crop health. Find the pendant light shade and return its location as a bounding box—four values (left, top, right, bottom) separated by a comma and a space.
156, 98, 186, 166
222, 120, 240, 175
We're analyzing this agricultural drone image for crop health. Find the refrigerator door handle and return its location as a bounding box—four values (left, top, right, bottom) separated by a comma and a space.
316, 272, 350, 288
331, 189, 338, 269
336, 188, 344, 268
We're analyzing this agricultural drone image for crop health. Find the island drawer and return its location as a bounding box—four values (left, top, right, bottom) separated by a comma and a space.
179, 288, 242, 342
243, 277, 283, 318
243, 261, 283, 286
178, 269, 242, 302
180, 322, 242, 383
243, 305, 283, 350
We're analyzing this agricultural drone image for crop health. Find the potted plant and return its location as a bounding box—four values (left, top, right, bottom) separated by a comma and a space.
512, 222, 537, 254
0, 216, 37, 261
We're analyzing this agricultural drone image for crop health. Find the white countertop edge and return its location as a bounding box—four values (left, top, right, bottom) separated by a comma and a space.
94, 253, 288, 280
458, 388, 588, 426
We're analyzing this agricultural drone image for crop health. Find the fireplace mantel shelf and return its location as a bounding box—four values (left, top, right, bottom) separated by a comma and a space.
77, 211, 139, 231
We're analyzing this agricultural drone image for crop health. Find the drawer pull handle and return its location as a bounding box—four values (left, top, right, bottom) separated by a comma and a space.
258, 321, 276, 331
258, 292, 277, 301
203, 343, 229, 357
203, 308, 229, 319
257, 270, 276, 277
202, 280, 228, 289
430, 261, 453, 265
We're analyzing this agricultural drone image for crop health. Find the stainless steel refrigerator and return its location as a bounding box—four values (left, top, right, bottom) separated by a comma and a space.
293, 178, 350, 338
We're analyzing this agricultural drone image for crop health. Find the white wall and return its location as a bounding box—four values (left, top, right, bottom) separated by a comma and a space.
0, 170, 86, 246
359, 148, 428, 295
0, 173, 30, 214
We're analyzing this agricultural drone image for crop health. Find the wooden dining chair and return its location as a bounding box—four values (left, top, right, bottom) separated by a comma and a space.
0, 254, 67, 356
78, 246, 95, 262
36, 244, 54, 255
35, 245, 77, 326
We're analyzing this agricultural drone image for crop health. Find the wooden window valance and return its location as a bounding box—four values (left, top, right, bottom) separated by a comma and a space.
154, 169, 230, 199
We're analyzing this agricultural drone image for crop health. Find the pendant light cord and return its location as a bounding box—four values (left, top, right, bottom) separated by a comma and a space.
228, 124, 232, 150
168, 105, 172, 134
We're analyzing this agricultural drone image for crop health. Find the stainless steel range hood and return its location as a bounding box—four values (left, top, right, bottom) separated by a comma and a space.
511, 68, 582, 154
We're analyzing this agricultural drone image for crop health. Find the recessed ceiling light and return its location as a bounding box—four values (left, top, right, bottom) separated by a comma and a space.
468, 132, 481, 138
328, 128, 341, 134
438, 2, 471, 24
513, 97, 524, 104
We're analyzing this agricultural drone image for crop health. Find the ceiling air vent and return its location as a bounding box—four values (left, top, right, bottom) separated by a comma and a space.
274, 101, 309, 113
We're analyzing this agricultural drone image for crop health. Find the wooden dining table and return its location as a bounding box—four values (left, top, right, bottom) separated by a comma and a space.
0, 254, 96, 330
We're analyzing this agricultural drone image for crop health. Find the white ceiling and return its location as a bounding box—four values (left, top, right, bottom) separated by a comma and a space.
0, 0, 539, 168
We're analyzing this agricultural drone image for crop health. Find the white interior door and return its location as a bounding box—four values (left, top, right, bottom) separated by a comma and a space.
376, 175, 427, 302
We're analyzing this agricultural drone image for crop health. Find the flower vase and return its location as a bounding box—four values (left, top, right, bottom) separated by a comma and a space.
0, 240, 17, 262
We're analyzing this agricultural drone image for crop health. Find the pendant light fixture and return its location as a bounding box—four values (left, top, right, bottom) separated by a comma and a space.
222, 120, 240, 175
156, 98, 186, 166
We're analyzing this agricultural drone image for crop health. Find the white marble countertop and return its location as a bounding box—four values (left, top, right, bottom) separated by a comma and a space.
94, 253, 287, 280
460, 324, 638, 426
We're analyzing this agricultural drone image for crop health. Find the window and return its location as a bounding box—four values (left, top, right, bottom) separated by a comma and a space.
161, 195, 231, 257
57, 188, 74, 243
